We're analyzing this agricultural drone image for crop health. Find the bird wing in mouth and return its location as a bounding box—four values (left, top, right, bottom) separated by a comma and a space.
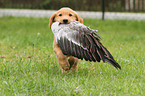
51, 21, 121, 69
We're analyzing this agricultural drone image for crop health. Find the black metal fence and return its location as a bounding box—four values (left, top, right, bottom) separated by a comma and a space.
0, 0, 144, 12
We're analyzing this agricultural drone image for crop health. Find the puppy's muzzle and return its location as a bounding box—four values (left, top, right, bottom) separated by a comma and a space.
63, 19, 68, 24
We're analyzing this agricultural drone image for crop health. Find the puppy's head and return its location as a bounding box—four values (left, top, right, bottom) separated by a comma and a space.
49, 7, 83, 29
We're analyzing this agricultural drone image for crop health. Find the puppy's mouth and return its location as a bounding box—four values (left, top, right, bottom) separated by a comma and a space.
59, 22, 70, 25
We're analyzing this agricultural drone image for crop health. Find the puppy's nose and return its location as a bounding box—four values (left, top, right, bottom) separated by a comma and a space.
63, 19, 68, 23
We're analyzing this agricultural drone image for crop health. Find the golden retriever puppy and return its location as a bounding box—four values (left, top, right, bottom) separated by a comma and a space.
49, 7, 83, 73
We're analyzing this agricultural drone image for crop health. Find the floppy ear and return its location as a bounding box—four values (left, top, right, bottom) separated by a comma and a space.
76, 14, 83, 24
49, 12, 56, 29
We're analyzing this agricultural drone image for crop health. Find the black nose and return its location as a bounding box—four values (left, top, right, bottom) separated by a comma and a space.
63, 19, 68, 23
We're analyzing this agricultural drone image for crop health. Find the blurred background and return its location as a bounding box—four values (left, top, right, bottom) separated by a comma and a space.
0, 0, 145, 20
0, 0, 144, 12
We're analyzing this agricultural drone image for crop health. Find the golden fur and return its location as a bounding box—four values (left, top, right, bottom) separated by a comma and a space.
49, 7, 83, 73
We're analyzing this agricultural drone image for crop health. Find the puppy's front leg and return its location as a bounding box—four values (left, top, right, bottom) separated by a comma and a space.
53, 38, 70, 73
54, 47, 70, 73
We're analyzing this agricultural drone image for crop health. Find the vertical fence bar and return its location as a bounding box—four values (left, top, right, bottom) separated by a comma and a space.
142, 0, 144, 11
129, 0, 131, 11
133, 0, 135, 11
138, 0, 140, 11
102, 0, 105, 20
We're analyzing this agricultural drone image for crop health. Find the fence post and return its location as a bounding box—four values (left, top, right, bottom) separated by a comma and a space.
102, 0, 105, 20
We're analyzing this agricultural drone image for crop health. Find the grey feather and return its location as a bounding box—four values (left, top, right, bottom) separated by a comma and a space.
51, 21, 121, 69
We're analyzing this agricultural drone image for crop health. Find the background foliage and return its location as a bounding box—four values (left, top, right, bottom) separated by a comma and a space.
0, 0, 144, 12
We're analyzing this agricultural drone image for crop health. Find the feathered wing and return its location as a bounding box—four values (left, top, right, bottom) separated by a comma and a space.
52, 21, 121, 69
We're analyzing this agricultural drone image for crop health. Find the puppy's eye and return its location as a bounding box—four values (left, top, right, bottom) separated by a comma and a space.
69, 14, 72, 16
59, 14, 62, 16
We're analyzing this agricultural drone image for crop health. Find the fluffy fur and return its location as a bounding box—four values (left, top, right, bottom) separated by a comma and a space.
49, 7, 83, 72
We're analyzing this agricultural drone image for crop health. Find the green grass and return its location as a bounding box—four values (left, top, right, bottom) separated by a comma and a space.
0, 16, 145, 96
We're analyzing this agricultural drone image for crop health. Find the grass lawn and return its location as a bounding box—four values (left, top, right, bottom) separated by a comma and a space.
0, 16, 145, 96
